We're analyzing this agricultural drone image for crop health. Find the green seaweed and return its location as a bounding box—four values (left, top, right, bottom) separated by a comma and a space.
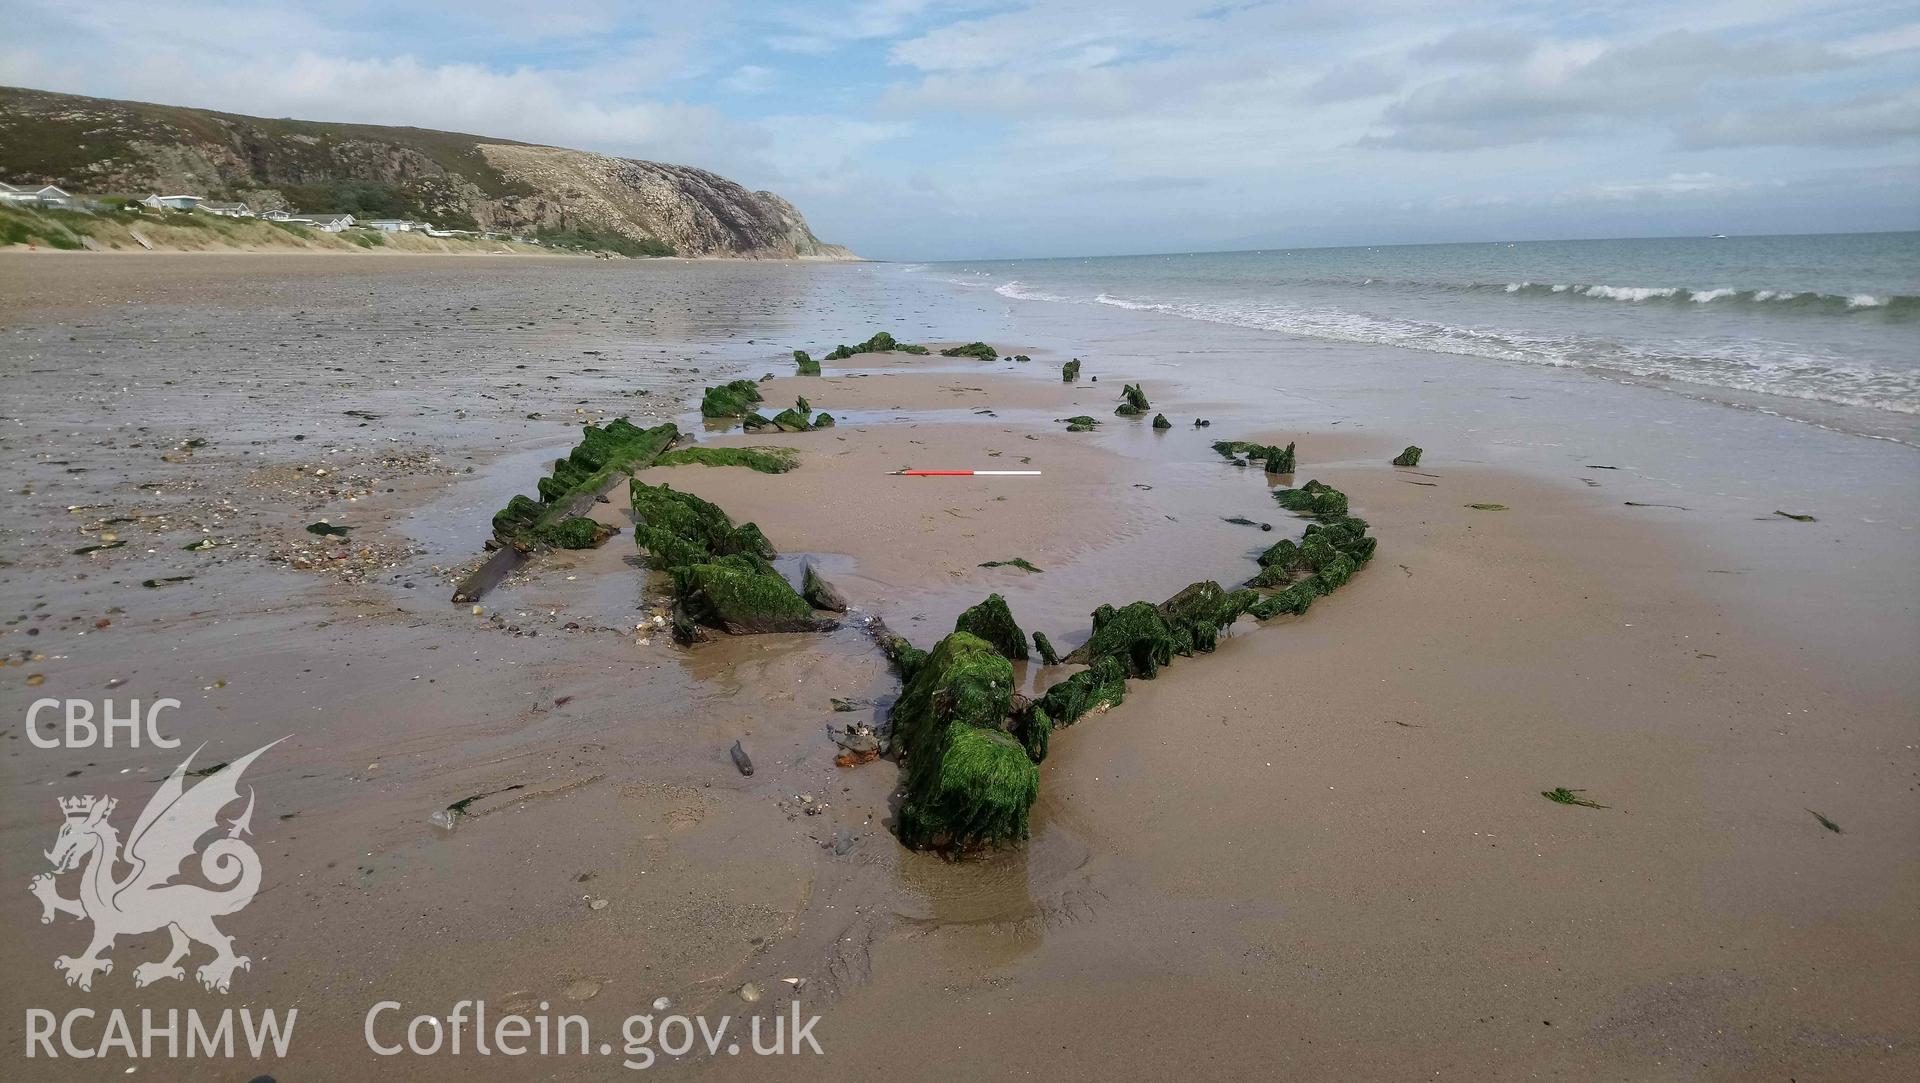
1019, 704, 1053, 764
1152, 413, 1172, 429
700, 380, 764, 418
1274, 479, 1349, 519
677, 554, 818, 634
1392, 445, 1423, 467
823, 331, 929, 360
890, 632, 1035, 850
1062, 415, 1100, 432
654, 446, 797, 474
531, 516, 613, 549
305, 522, 353, 537
1214, 440, 1295, 473
1774, 510, 1817, 522
1035, 655, 1128, 727
1466, 503, 1507, 511
1806, 808, 1843, 833
979, 557, 1043, 573
1032, 630, 1060, 666
1114, 383, 1151, 416
954, 593, 1030, 660
794, 350, 820, 376
1062, 359, 1081, 383
940, 342, 999, 361
492, 419, 679, 550
1542, 787, 1608, 809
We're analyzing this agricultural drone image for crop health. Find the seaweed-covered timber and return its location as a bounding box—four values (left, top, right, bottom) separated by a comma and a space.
745, 398, 835, 433
1114, 383, 1151, 416
954, 593, 1029, 660
630, 480, 835, 642
869, 469, 1375, 853
654, 446, 797, 473
701, 379, 764, 418
890, 631, 1039, 850
1062, 358, 1082, 383
1152, 413, 1172, 430
453, 419, 681, 603
867, 615, 928, 681
823, 331, 930, 360
1213, 439, 1296, 474
1274, 479, 1350, 519
1246, 503, 1375, 618
795, 350, 821, 376
1392, 445, 1423, 467
1061, 415, 1100, 432
801, 562, 848, 612
940, 342, 998, 361
1032, 630, 1061, 666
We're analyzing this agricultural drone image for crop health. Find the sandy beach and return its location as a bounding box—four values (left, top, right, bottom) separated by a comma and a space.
1, 253, 1914, 1081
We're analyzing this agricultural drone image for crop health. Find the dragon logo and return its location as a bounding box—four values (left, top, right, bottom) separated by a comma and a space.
30, 741, 280, 993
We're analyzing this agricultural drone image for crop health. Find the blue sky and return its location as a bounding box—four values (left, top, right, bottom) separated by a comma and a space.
4, 1, 1916, 259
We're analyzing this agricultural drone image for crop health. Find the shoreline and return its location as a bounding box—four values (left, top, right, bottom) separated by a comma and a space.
0, 253, 1912, 1079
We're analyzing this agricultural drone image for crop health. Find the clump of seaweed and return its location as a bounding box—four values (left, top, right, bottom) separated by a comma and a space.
631, 480, 833, 641
1061, 415, 1101, 432
1031, 630, 1060, 666
940, 342, 999, 361
1542, 787, 1608, 809
1114, 383, 1151, 416
823, 331, 930, 360
955, 593, 1029, 660
1062, 358, 1081, 383
700, 380, 764, 419
1214, 440, 1295, 474
1245, 507, 1375, 614
890, 632, 1038, 850
490, 419, 680, 551
1392, 445, 1423, 467
745, 398, 834, 433
1806, 808, 1843, 833
654, 446, 798, 473
1152, 413, 1171, 430
531, 516, 615, 549
1061, 580, 1254, 680
794, 350, 820, 376
1274, 479, 1349, 519
979, 557, 1043, 573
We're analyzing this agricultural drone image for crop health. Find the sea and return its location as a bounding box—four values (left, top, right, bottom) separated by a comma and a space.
929, 232, 1920, 436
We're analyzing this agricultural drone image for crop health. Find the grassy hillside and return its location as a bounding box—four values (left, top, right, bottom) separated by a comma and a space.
0, 202, 572, 256
0, 85, 851, 259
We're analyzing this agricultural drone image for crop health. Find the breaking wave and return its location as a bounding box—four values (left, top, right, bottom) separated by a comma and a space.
1076, 289, 1920, 416
1488, 282, 1915, 314
993, 279, 1075, 303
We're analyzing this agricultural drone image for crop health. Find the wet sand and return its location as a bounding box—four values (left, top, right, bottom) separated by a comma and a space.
1, 253, 1914, 1080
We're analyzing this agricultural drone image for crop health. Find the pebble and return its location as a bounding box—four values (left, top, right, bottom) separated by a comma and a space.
563, 979, 601, 1001
737, 982, 762, 1003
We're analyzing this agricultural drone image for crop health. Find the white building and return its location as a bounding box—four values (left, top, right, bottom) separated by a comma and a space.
2, 183, 79, 208
140, 193, 203, 211
363, 219, 427, 232
199, 201, 253, 218
306, 213, 356, 233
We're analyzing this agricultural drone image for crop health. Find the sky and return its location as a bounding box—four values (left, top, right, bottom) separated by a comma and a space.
3, 1, 1916, 260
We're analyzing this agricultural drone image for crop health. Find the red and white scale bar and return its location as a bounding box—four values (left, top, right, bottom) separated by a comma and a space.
892, 469, 1042, 476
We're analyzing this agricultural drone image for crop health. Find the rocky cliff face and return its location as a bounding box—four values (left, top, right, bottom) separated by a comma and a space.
0, 85, 853, 259
475, 145, 850, 259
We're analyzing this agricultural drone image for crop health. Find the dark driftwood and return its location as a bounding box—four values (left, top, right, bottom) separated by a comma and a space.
450, 438, 678, 604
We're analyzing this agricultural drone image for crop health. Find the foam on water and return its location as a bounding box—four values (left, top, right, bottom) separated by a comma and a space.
1078, 290, 1920, 415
